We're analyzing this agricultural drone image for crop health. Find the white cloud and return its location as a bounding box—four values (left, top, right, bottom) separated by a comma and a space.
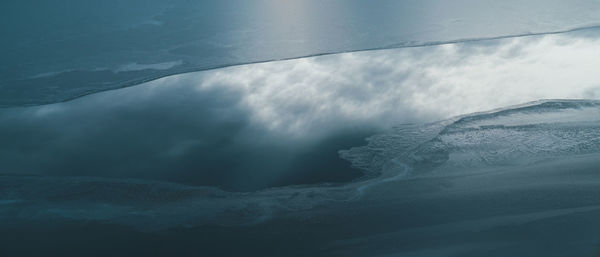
152, 32, 600, 138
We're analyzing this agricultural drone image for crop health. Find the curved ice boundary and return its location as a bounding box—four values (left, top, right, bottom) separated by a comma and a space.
2, 99, 600, 231
341, 99, 600, 180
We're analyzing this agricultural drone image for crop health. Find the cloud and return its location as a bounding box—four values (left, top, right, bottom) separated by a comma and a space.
2, 31, 600, 191
155, 32, 600, 138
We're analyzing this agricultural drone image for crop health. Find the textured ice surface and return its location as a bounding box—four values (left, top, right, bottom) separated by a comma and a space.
4, 0, 600, 106
341, 100, 600, 178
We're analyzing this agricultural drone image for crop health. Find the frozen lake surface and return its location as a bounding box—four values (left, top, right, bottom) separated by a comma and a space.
2, 2, 600, 256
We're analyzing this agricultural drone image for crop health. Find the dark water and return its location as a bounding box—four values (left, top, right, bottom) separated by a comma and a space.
2, 99, 600, 257
0, 76, 372, 191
